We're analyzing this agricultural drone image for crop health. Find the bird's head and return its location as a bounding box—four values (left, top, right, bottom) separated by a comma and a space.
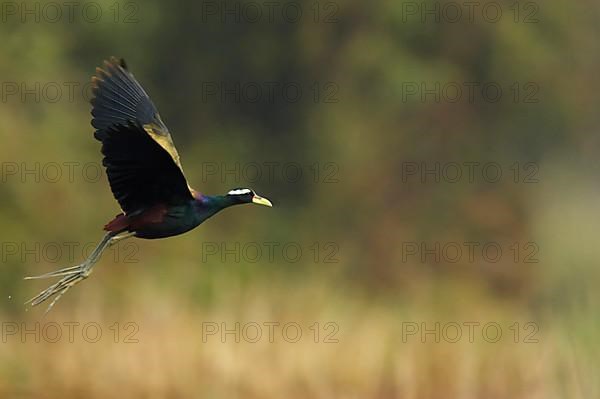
226, 188, 273, 207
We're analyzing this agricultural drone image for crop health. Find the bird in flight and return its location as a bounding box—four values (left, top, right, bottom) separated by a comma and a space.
25, 57, 273, 312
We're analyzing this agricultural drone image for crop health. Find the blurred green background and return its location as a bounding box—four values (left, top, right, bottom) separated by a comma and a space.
0, 0, 599, 397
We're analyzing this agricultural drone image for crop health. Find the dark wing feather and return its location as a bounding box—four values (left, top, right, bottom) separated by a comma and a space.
99, 123, 192, 214
91, 57, 163, 134
90, 57, 193, 214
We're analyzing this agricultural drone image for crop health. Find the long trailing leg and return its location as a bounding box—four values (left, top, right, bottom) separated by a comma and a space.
24, 231, 135, 314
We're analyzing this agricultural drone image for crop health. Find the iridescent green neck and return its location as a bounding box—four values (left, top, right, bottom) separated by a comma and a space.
201, 195, 240, 210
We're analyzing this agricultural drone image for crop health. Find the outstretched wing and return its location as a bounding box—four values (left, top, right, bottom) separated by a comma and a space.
91, 57, 194, 214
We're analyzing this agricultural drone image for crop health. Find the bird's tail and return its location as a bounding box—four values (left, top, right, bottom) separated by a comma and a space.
104, 213, 130, 232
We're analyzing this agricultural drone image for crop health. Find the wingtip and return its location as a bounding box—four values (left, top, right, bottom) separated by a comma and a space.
95, 66, 108, 77
90, 57, 128, 93
107, 56, 128, 70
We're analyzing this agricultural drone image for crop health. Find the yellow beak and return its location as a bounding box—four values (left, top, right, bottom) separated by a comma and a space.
252, 194, 273, 207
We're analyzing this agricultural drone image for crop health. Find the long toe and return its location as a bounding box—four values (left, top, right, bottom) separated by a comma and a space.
26, 273, 83, 307
24, 264, 85, 280
24, 232, 118, 313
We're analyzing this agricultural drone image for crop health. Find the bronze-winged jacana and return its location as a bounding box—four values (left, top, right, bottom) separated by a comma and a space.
25, 57, 273, 313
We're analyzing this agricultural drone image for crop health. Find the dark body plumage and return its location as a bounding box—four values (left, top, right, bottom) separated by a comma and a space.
91, 58, 270, 239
